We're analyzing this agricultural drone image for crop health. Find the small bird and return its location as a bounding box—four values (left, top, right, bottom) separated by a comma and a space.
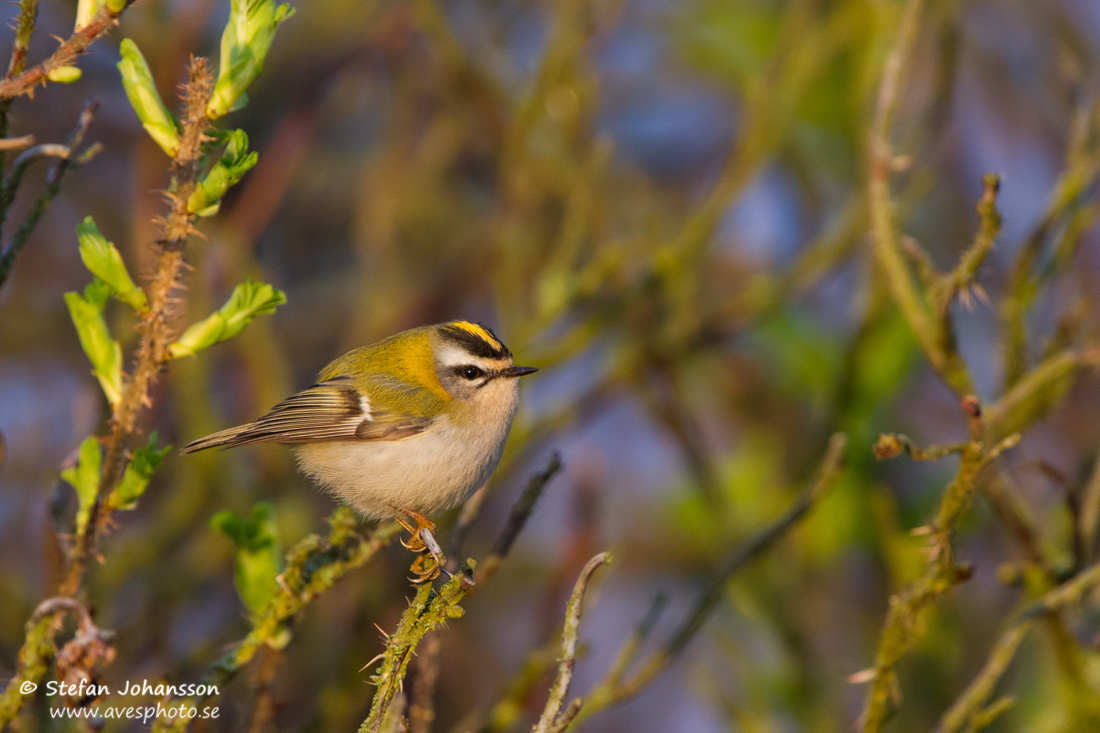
181, 320, 537, 581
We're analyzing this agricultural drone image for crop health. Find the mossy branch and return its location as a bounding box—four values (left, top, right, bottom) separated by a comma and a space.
867, 0, 975, 396
358, 562, 477, 733
534, 552, 612, 733
151, 509, 397, 733
859, 398, 1019, 732
935, 560, 1100, 733
0, 597, 109, 727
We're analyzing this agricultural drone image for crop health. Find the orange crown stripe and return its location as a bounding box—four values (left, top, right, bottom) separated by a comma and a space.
451, 321, 504, 351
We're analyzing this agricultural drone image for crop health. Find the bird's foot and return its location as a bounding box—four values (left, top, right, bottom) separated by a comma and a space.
396, 509, 450, 584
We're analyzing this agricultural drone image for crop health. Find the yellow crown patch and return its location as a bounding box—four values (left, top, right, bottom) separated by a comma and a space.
450, 321, 504, 352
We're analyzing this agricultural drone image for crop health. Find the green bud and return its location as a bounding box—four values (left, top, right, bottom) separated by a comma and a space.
64, 283, 123, 405
169, 279, 286, 358
117, 39, 180, 157
109, 433, 170, 510
47, 66, 83, 83
207, 0, 295, 119
76, 216, 147, 311
187, 129, 259, 214
60, 437, 102, 539
74, 0, 101, 30
212, 502, 282, 616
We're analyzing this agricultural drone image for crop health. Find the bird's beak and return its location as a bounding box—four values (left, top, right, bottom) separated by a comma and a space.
501, 365, 539, 378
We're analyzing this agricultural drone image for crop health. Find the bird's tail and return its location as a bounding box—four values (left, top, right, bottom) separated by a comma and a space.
179, 424, 256, 454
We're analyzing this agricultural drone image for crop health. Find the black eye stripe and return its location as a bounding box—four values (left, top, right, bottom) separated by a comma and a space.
456, 365, 486, 380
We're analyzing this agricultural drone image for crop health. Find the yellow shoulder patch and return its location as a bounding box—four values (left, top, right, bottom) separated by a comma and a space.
450, 320, 504, 352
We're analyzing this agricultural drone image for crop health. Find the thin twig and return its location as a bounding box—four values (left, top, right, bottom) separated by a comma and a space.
0, 0, 40, 172
935, 561, 1100, 733
477, 451, 564, 584
0, 134, 34, 150
984, 347, 1100, 443
0, 100, 99, 291
866, 0, 974, 395
930, 173, 1001, 317
0, 4, 132, 101
533, 552, 612, 733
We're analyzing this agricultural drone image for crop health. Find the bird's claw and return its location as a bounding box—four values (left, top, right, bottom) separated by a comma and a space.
396, 510, 450, 585
407, 527, 450, 584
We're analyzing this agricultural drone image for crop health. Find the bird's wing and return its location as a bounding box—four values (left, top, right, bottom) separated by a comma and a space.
179, 376, 434, 454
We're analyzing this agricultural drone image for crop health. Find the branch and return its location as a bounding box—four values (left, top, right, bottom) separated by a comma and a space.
866, 0, 973, 395
534, 552, 612, 733
411, 453, 563, 733
358, 563, 477, 733
0, 101, 99, 291
984, 347, 1100, 443
0, 4, 132, 101
151, 510, 398, 733
859, 399, 1019, 732
477, 451, 563, 584
0, 597, 106, 726
61, 58, 215, 596
930, 173, 1001, 317
935, 561, 1100, 733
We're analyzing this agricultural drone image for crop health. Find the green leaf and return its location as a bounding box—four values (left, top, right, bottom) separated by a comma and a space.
47, 66, 83, 83
187, 129, 259, 214
64, 283, 124, 405
74, 0, 103, 30
212, 503, 282, 616
109, 433, 170, 511
169, 279, 286, 358
60, 437, 102, 539
117, 38, 180, 157
207, 0, 295, 119
76, 216, 147, 311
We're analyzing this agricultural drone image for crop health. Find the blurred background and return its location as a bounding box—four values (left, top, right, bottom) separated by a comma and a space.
2, 0, 1100, 730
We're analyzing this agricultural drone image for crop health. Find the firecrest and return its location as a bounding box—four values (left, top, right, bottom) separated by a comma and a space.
180, 320, 538, 581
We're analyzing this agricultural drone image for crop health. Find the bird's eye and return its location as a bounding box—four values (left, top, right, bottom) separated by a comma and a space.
460, 365, 484, 380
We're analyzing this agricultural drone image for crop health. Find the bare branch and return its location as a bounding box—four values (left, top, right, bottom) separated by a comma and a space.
534, 551, 612, 733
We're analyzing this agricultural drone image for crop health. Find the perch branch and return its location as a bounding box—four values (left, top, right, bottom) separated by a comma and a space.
358, 563, 477, 733
151, 511, 398, 733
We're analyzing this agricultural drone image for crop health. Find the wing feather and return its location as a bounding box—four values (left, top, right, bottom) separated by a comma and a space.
179, 377, 433, 454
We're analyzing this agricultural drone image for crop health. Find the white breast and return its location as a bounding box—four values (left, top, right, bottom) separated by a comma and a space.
292, 393, 518, 520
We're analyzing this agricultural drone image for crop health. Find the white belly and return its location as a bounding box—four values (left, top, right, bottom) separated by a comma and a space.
292, 415, 511, 520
